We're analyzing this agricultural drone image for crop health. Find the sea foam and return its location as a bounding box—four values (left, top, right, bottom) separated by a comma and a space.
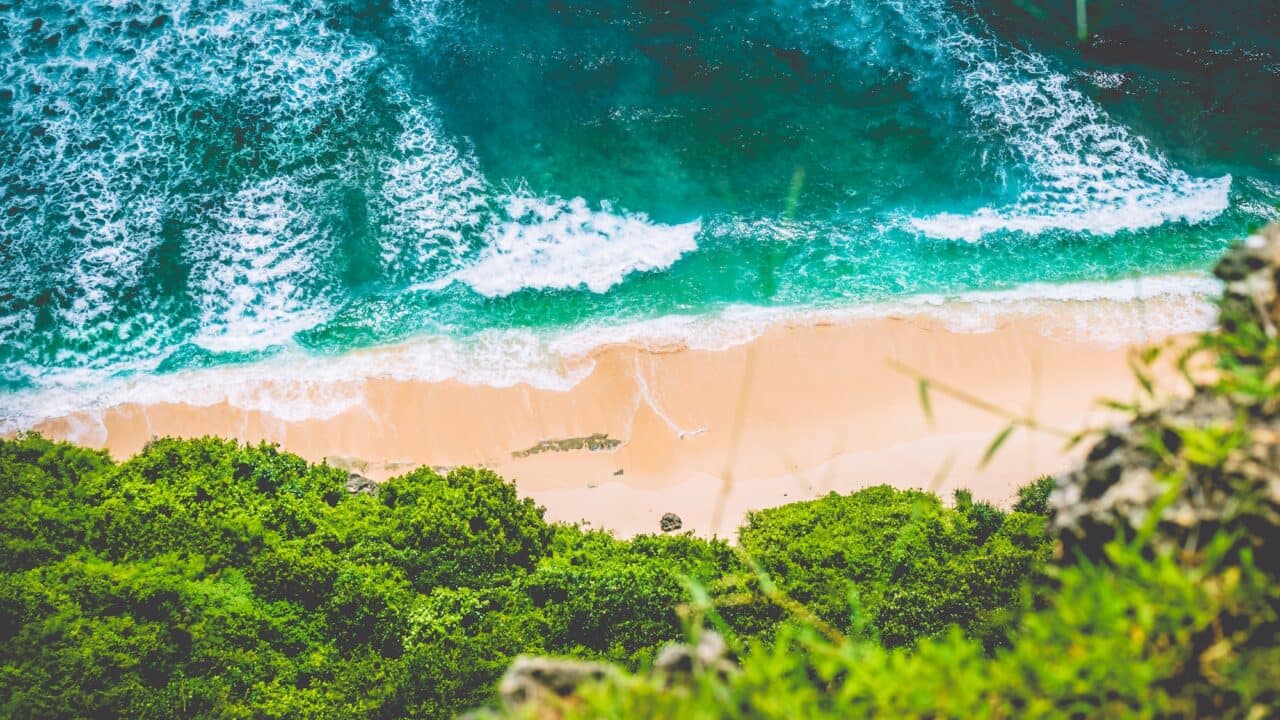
0, 274, 1221, 435
448, 196, 701, 297
899, 1, 1232, 240
185, 176, 338, 353
373, 89, 490, 284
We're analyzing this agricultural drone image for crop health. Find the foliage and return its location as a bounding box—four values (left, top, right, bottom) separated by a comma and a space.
524, 527, 740, 664
492, 233, 1280, 719
738, 485, 1048, 647
1012, 475, 1055, 515
537, 531, 1278, 719
0, 434, 1040, 719
0, 438, 111, 572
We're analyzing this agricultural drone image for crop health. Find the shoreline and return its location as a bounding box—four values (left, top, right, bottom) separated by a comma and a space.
25, 297, 1199, 537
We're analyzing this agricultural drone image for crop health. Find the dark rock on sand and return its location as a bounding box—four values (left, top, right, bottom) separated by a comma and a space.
512, 433, 621, 458
660, 512, 682, 532
345, 472, 378, 495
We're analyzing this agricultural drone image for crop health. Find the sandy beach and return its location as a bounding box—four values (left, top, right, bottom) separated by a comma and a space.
26, 297, 1191, 538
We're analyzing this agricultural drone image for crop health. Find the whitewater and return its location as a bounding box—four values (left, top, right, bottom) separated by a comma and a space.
1, 0, 1276, 430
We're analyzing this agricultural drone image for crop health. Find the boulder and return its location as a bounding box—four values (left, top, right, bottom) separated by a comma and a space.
344, 472, 378, 495
660, 512, 682, 532
653, 631, 737, 682
498, 656, 614, 709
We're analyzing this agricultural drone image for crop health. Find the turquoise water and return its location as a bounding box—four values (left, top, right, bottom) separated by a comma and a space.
1, 0, 1278, 425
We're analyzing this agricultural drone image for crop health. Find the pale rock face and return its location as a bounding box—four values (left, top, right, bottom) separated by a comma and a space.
497, 656, 615, 709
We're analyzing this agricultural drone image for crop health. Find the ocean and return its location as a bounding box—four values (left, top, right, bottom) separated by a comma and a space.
2, 0, 1278, 430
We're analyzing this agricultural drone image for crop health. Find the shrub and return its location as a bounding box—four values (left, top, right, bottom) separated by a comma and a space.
1012, 475, 1055, 515
0, 435, 112, 572
0, 436, 1050, 718
738, 485, 1048, 646
525, 527, 741, 664
366, 466, 554, 590
0, 436, 564, 719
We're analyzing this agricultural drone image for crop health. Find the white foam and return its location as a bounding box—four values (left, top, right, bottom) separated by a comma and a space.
0, 0, 383, 372
448, 196, 701, 297
0, 328, 594, 435
893, 275, 1222, 344
184, 176, 337, 353
892, 1, 1233, 240
373, 91, 490, 283
0, 273, 1221, 433
1084, 70, 1128, 90
912, 177, 1231, 241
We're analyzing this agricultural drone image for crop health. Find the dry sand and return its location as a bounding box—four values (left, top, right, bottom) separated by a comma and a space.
29, 306, 1174, 538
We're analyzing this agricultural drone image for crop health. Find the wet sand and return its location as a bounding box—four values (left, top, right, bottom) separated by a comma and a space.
30, 306, 1176, 537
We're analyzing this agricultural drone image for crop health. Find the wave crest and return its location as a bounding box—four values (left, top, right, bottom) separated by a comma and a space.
449, 196, 701, 297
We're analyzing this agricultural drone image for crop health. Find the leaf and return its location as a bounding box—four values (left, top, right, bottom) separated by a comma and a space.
1129, 358, 1155, 398
1139, 344, 1162, 365
918, 379, 934, 426
980, 425, 1016, 469
1065, 428, 1093, 450
1100, 398, 1140, 414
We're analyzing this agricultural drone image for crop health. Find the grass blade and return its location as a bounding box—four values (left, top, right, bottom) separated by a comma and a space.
918, 379, 934, 426
980, 424, 1016, 469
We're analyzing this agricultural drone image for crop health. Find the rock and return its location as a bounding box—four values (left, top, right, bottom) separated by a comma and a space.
498, 635, 737, 712
613, 468, 624, 476
325, 455, 370, 473
498, 656, 614, 709
344, 472, 377, 495
513, 433, 622, 459
653, 632, 736, 682
1049, 223, 1280, 572
653, 643, 694, 675
1214, 222, 1280, 338
660, 512, 682, 532
382, 459, 416, 472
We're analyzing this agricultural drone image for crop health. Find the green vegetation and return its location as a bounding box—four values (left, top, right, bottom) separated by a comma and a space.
492, 230, 1280, 718
6, 235, 1280, 718
738, 486, 1046, 647
1011, 475, 1055, 515
548, 536, 1277, 718
0, 435, 1044, 719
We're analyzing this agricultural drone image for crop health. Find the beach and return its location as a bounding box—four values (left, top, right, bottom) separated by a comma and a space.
29, 295, 1199, 538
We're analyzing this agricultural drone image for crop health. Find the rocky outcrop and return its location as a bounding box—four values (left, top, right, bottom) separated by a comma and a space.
653, 632, 737, 682
497, 656, 615, 709
496, 634, 735, 713
1049, 223, 1280, 572
344, 472, 378, 495
512, 433, 622, 459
